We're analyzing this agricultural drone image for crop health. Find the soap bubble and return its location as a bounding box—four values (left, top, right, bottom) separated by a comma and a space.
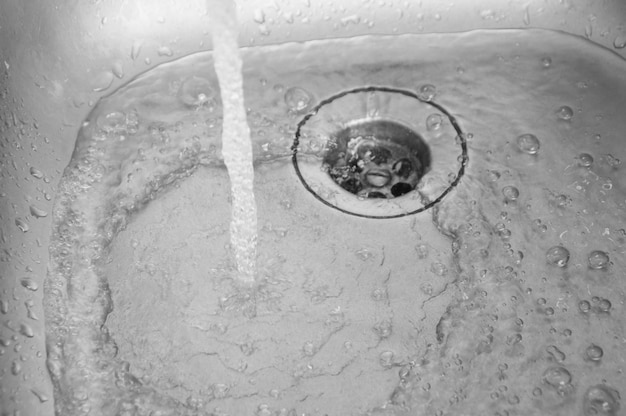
516, 133, 540, 155
546, 246, 569, 267
588, 250, 609, 270
284, 87, 313, 114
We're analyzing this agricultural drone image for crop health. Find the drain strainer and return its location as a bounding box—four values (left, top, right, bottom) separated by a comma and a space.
292, 86, 467, 218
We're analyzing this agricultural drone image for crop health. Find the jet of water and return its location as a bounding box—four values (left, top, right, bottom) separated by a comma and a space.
207, 0, 257, 284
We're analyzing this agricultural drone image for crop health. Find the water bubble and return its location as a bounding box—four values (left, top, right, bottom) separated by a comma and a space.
556, 106, 573, 120
502, 185, 520, 201
15, 218, 29, 232
20, 277, 38, 291
585, 344, 603, 361
516, 133, 540, 154
417, 84, 437, 101
546, 246, 570, 267
179, 76, 214, 107
29, 167, 44, 179
29, 205, 48, 218
577, 153, 594, 167
588, 250, 609, 270
0, 299, 8, 314
284, 87, 313, 114
426, 113, 443, 131
584, 385, 621, 416
614, 35, 626, 49
541, 57, 552, 68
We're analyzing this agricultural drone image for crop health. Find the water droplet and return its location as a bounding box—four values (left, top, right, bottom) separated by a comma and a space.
111, 61, 124, 79
379, 350, 395, 368
15, 218, 29, 232
157, 45, 173, 57
614, 35, 626, 49
546, 246, 569, 267
29, 205, 48, 218
585, 344, 603, 361
588, 250, 609, 270
19, 323, 34, 338
11, 360, 21, 375
583, 385, 621, 416
415, 243, 429, 259
546, 345, 566, 363
31, 388, 50, 403
29, 167, 44, 179
598, 298, 612, 313
131, 40, 143, 60
253, 9, 265, 23
577, 153, 594, 167
284, 87, 313, 114
426, 113, 443, 131
543, 366, 572, 392
541, 57, 552, 68
602, 154, 621, 168
20, 278, 38, 291
178, 76, 214, 107
92, 71, 114, 92
430, 262, 448, 276
302, 341, 316, 356
516, 133, 540, 155
556, 105, 573, 120
417, 84, 437, 101
502, 185, 520, 201
0, 299, 8, 314
579, 300, 591, 313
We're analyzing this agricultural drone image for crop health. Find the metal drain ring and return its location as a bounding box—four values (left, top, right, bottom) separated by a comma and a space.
292, 86, 468, 219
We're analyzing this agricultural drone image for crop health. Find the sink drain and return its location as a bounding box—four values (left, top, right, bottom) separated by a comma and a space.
323, 119, 430, 199
292, 86, 467, 219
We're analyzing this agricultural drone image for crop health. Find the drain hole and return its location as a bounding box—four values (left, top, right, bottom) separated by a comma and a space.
323, 119, 431, 199
292, 86, 468, 219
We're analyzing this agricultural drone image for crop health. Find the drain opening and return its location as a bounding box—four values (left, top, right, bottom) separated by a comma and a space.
323, 119, 431, 199
292, 86, 467, 219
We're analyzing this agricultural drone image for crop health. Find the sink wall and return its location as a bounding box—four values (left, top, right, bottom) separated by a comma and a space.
1, 0, 625, 415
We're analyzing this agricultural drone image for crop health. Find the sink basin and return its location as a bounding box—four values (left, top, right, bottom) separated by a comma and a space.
1, 1, 625, 415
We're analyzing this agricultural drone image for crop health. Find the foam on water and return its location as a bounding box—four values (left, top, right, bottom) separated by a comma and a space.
44, 30, 626, 415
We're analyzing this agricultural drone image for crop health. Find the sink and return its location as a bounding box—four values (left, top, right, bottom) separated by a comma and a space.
1, 1, 625, 415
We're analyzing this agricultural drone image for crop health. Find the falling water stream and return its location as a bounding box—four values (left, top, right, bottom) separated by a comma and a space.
207, 0, 257, 284
43, 29, 625, 416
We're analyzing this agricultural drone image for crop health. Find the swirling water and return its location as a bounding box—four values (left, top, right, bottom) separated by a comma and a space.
44, 29, 625, 415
